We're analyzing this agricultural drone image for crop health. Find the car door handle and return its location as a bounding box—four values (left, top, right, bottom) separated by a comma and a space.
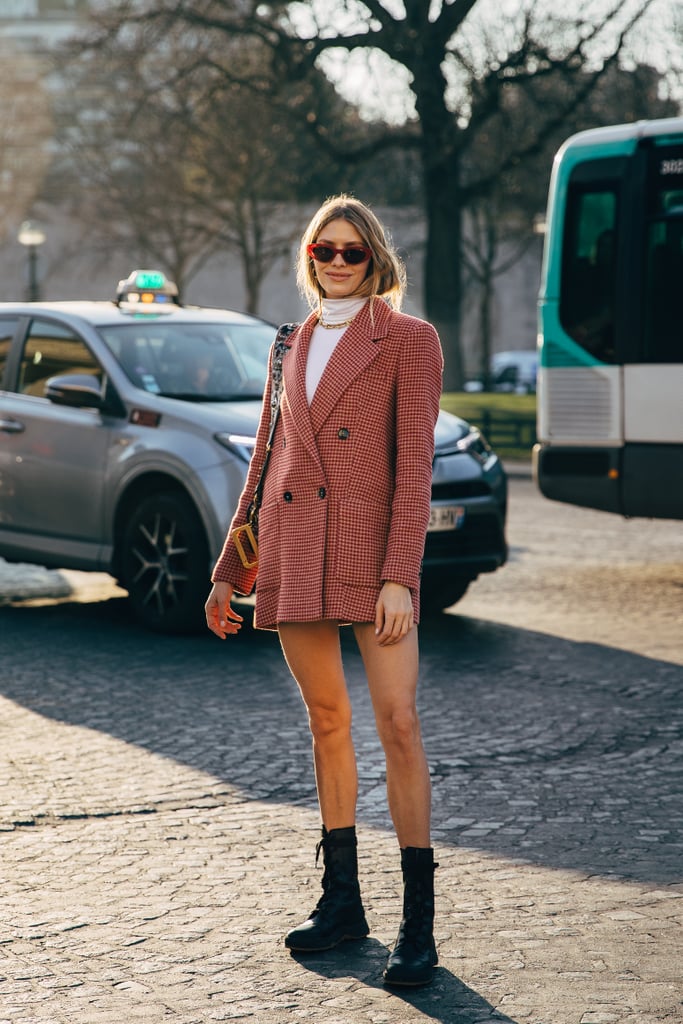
0, 417, 25, 434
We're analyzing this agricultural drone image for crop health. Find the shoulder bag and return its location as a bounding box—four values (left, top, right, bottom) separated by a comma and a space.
231, 322, 297, 568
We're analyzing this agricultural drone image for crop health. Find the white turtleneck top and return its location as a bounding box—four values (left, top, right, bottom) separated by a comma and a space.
305, 297, 367, 404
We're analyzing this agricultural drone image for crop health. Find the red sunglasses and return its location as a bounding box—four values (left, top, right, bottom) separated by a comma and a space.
307, 243, 372, 265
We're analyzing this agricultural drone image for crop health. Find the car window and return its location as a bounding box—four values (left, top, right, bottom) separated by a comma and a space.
0, 317, 19, 388
18, 319, 103, 397
98, 321, 274, 400
496, 366, 518, 386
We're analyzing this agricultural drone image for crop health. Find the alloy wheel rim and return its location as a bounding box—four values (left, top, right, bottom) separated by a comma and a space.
130, 512, 190, 614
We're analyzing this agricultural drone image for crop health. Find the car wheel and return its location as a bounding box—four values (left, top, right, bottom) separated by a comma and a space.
121, 491, 209, 633
420, 576, 471, 615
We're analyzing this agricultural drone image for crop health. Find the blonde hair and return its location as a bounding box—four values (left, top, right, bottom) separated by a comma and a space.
296, 195, 406, 312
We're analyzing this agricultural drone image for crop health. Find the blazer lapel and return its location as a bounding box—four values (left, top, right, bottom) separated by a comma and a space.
309, 299, 392, 434
282, 300, 394, 453
282, 313, 323, 468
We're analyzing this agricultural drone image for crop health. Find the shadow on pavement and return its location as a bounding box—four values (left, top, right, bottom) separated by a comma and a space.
290, 939, 519, 1024
0, 595, 681, 886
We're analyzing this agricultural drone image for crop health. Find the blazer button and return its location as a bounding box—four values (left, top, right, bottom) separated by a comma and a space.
337, 427, 350, 441
318, 487, 326, 499
283, 491, 293, 502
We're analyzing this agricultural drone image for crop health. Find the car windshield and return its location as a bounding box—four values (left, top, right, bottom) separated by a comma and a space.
98, 320, 274, 400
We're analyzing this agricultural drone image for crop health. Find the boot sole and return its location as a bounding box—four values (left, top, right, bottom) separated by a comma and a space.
383, 971, 435, 987
285, 926, 370, 953
383, 953, 438, 986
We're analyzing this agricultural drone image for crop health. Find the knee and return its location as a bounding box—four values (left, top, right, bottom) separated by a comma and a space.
378, 705, 421, 752
307, 701, 352, 744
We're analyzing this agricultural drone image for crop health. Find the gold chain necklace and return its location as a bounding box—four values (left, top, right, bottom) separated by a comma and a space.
318, 315, 356, 330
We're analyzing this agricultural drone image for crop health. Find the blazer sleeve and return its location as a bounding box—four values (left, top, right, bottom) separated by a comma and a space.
381, 320, 444, 591
211, 341, 277, 595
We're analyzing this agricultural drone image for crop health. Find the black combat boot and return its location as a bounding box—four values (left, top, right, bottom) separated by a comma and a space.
284, 826, 369, 952
383, 846, 438, 986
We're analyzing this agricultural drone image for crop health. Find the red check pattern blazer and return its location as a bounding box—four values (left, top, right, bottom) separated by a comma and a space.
212, 298, 444, 630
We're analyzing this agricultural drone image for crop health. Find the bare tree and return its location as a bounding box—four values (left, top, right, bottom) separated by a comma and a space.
463, 60, 678, 383
76, 1, 669, 384
88, 1, 659, 386
55, 24, 394, 312
462, 202, 537, 387
0, 49, 53, 244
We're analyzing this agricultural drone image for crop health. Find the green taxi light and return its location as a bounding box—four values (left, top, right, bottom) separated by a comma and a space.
135, 271, 166, 289
116, 268, 180, 308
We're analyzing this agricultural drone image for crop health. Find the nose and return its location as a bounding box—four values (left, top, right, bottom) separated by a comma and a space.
331, 252, 347, 266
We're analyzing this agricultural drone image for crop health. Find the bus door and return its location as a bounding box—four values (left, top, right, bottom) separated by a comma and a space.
538, 155, 626, 514
621, 139, 683, 518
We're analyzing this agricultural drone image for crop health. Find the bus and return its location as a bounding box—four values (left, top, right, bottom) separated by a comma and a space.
534, 116, 683, 520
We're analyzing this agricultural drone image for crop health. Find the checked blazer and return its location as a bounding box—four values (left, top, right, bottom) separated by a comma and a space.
212, 297, 444, 630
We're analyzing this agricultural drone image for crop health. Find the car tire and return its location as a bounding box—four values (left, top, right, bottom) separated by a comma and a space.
120, 491, 209, 633
420, 576, 471, 615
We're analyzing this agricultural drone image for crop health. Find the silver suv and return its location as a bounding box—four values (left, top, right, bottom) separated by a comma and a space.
0, 274, 507, 631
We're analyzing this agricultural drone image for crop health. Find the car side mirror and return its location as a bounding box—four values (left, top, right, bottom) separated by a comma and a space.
44, 373, 104, 409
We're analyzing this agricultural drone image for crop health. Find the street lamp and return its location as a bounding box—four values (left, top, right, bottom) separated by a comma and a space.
17, 220, 46, 301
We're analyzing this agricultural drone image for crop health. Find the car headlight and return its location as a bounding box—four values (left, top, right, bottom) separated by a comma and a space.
456, 428, 493, 462
214, 432, 257, 462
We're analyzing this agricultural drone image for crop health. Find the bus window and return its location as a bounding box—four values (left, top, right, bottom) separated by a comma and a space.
643, 144, 683, 363
560, 177, 619, 363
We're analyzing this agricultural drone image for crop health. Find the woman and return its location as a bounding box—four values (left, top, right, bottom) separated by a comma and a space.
205, 195, 443, 987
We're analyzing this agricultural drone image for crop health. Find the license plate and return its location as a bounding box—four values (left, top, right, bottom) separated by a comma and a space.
428, 504, 466, 532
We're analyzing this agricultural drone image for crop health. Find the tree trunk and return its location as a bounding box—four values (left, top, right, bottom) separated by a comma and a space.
479, 269, 493, 389
422, 151, 465, 392
238, 196, 262, 315
244, 253, 261, 315
480, 214, 497, 390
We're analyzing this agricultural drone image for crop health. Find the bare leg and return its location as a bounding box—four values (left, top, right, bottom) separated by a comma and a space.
278, 620, 357, 830
353, 624, 431, 847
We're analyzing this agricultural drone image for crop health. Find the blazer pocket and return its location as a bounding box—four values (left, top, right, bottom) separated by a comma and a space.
336, 498, 391, 587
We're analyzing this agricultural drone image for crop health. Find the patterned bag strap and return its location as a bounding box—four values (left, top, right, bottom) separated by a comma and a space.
266, 322, 297, 445
247, 322, 298, 525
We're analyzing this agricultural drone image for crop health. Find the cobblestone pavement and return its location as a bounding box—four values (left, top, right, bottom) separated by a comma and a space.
0, 478, 681, 1023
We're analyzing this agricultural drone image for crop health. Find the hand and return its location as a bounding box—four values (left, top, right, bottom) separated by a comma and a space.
205, 580, 243, 639
374, 582, 413, 646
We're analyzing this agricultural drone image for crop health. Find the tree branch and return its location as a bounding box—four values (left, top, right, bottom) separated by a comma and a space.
460, 0, 656, 201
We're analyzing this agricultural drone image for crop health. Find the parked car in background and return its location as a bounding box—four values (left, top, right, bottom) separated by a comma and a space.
491, 350, 538, 393
0, 272, 507, 631
466, 349, 538, 394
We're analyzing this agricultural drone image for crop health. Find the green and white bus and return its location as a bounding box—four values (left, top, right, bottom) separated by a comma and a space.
534, 116, 683, 520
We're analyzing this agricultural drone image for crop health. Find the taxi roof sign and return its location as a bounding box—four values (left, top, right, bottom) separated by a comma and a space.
116, 269, 180, 308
